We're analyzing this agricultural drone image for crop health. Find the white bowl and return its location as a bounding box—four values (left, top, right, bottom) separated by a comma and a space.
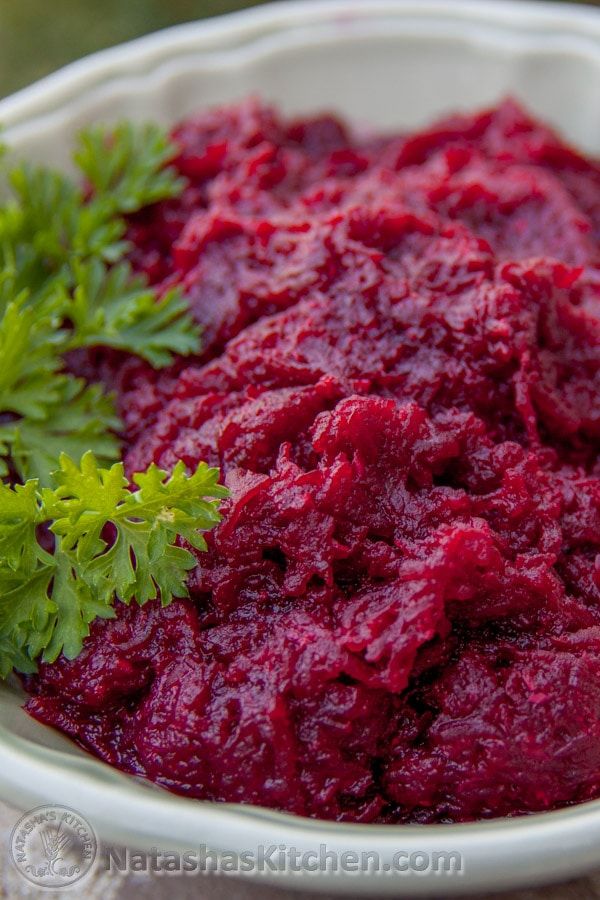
2, 1, 600, 894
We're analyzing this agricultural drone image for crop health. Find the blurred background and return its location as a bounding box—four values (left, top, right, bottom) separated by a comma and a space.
0, 0, 267, 96
1, 0, 599, 98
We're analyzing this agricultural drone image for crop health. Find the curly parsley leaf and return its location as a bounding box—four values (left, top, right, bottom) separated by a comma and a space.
0, 380, 121, 485
0, 480, 43, 572
66, 258, 200, 366
5, 123, 183, 271
0, 121, 200, 483
0, 292, 66, 420
73, 121, 185, 214
0, 452, 227, 675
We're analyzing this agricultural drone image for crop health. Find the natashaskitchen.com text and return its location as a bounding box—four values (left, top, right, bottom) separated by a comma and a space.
102, 844, 464, 877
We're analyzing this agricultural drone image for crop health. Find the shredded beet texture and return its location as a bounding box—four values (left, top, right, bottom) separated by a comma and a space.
25, 98, 600, 823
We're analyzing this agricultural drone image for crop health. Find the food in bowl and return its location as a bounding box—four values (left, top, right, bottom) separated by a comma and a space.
6, 96, 600, 824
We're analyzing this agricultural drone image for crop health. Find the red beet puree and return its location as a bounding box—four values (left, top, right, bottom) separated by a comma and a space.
25, 99, 600, 823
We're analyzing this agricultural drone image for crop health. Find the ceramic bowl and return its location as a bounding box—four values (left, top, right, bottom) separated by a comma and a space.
2, 1, 600, 894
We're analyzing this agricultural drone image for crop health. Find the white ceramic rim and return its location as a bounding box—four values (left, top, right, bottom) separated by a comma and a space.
2, 1, 600, 894
5, 0, 600, 141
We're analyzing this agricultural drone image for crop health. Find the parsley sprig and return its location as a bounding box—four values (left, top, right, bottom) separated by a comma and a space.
0, 122, 200, 484
0, 122, 228, 678
0, 452, 227, 676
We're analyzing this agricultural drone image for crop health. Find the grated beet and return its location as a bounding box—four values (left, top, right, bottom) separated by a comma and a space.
26, 98, 600, 823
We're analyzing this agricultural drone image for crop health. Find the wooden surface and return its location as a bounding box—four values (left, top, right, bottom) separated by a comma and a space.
1, 801, 600, 900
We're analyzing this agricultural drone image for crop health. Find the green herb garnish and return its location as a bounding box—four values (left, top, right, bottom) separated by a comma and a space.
0, 123, 227, 678
0, 452, 227, 676
0, 121, 200, 484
